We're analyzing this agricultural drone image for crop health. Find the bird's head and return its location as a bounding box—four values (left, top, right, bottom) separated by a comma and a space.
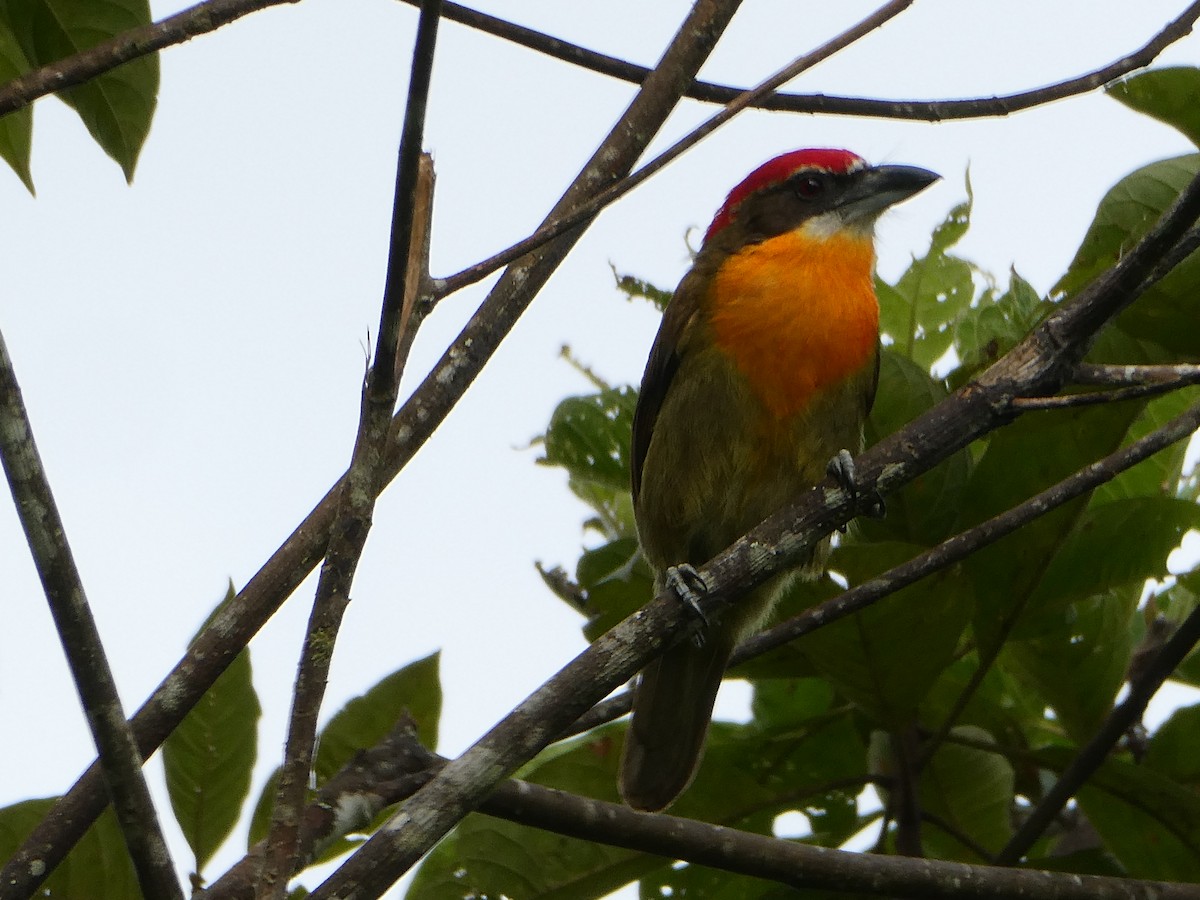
703, 148, 939, 249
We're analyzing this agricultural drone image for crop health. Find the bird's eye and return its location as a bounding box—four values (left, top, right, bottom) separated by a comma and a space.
793, 174, 826, 199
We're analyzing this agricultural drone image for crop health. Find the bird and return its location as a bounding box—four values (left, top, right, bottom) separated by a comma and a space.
619, 148, 938, 812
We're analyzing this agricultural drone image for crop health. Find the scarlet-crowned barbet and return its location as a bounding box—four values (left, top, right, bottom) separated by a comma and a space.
620, 148, 938, 811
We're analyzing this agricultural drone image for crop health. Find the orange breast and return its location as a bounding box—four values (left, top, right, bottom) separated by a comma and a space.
708, 230, 879, 419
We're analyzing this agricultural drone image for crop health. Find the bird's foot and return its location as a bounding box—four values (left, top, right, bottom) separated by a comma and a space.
664, 564, 709, 648
826, 449, 886, 522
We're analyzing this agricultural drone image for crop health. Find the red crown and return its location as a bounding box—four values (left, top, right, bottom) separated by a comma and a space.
704, 148, 866, 242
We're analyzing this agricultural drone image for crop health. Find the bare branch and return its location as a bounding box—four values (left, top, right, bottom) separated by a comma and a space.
255, 5, 443, 896
435, 0, 916, 297
997, 605, 1200, 865
398, 0, 1200, 122
0, 0, 298, 118
0, 332, 182, 900
1075, 361, 1200, 387
1012, 381, 1195, 409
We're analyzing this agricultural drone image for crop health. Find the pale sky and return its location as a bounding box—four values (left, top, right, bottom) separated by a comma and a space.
3, 0, 1199, 894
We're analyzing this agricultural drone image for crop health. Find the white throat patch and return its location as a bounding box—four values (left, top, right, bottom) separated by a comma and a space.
799, 210, 876, 241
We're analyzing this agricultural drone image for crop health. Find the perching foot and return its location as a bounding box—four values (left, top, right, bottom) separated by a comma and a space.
664, 563, 709, 648
826, 448, 886, 520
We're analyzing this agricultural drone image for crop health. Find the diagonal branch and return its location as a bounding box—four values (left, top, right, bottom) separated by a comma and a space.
0, 0, 298, 118
0, 332, 183, 899
432, 0, 916, 297
398, 0, 1200, 123
996, 603, 1200, 864
254, 5, 443, 897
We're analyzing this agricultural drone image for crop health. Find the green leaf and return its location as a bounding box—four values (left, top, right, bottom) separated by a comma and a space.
0, 800, 139, 898
1007, 587, 1140, 741
920, 655, 1043, 765
1054, 154, 1200, 358
917, 726, 1015, 861
0, 19, 33, 191
959, 397, 1145, 649
407, 724, 661, 899
1019, 497, 1200, 636
613, 269, 673, 311
539, 385, 638, 541
540, 387, 636, 493
1145, 703, 1200, 787
879, 178, 976, 369
7, 0, 158, 180
576, 536, 654, 642
750, 677, 836, 733
1108, 66, 1200, 148
315, 651, 441, 783
163, 603, 261, 873
1037, 748, 1200, 879
796, 541, 972, 727
860, 350, 971, 545
951, 270, 1048, 386
1094, 387, 1199, 504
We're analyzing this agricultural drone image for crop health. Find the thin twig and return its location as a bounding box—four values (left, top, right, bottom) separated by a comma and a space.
996, 603, 1200, 864
397, 0, 1200, 123
0, 0, 298, 118
433, 0, 917, 298
254, 4, 443, 897
0, 332, 183, 900
1012, 380, 1196, 409
1075, 362, 1200, 387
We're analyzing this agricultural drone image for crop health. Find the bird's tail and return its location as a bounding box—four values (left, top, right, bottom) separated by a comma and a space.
618, 632, 735, 812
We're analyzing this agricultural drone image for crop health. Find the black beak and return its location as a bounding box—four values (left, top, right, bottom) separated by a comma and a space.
839, 164, 941, 220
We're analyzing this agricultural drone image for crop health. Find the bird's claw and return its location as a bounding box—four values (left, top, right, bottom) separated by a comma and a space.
664, 564, 709, 648
826, 449, 886, 524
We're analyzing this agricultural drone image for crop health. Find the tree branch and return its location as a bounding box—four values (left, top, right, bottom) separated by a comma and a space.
0, 332, 183, 900
255, 5, 442, 897
205, 718, 1198, 900
1074, 361, 1200, 387
1011, 381, 1197, 410
997, 603, 1200, 865
0, 0, 298, 118
397, 0, 1200, 122
433, 0, 916, 298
